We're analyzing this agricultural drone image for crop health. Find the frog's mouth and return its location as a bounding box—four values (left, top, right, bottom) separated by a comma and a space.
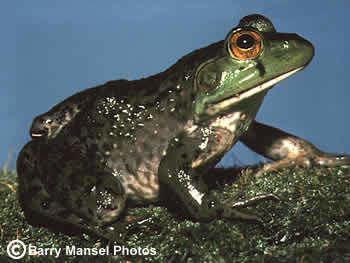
206, 66, 304, 115
31, 132, 46, 138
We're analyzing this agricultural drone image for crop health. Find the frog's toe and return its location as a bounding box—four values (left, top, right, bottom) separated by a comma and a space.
257, 156, 314, 176
222, 208, 262, 223
91, 224, 129, 241
230, 194, 280, 208
222, 194, 280, 223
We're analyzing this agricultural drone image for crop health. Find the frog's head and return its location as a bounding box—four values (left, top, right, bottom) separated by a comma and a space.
30, 115, 57, 139
194, 14, 314, 122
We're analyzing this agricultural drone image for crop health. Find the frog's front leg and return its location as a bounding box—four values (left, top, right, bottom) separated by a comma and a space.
158, 127, 277, 222
240, 121, 350, 174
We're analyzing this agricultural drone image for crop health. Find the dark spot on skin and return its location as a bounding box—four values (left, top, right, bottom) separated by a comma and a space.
125, 163, 134, 175
194, 149, 201, 156
88, 208, 94, 216
76, 198, 83, 207
28, 185, 42, 196
256, 61, 266, 76
102, 143, 112, 152
177, 142, 185, 147
190, 92, 196, 101
57, 210, 71, 218
30, 185, 42, 192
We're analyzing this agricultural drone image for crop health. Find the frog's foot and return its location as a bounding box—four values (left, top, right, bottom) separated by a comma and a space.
95, 213, 152, 242
222, 194, 280, 222
256, 152, 350, 177
20, 192, 130, 241
230, 193, 280, 208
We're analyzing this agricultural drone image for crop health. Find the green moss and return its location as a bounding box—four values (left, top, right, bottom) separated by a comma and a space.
0, 166, 349, 262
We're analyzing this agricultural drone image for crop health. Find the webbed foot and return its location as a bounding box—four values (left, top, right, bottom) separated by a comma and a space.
221, 194, 280, 222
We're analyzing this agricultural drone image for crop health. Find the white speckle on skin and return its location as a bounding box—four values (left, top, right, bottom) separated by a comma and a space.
177, 170, 203, 205
198, 127, 212, 150
112, 169, 122, 177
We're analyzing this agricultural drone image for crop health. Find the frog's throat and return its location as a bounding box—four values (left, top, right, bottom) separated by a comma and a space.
206, 66, 304, 116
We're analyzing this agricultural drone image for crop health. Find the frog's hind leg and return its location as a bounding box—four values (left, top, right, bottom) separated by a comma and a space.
16, 142, 128, 240
240, 121, 350, 175
17, 142, 86, 236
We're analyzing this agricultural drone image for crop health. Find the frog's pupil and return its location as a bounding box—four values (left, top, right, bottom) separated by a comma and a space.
236, 34, 255, 49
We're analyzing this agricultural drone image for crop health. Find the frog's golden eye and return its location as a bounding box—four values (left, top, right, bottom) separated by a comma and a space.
228, 30, 262, 60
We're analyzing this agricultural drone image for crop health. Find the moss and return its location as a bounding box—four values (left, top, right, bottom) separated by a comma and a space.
0, 165, 349, 262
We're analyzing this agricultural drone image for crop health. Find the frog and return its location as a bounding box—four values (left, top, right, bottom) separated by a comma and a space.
17, 14, 350, 240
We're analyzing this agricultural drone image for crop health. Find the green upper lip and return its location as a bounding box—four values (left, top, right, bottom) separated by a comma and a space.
206, 66, 304, 115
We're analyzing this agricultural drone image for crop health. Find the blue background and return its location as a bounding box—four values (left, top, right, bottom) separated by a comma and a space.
3, 1, 349, 169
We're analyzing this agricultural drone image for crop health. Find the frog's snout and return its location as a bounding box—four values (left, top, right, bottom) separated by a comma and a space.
30, 127, 47, 139
30, 118, 48, 139
295, 34, 315, 65
287, 33, 315, 66
268, 32, 315, 69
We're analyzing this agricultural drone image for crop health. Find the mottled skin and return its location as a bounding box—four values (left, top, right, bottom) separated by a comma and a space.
30, 79, 128, 139
17, 14, 350, 240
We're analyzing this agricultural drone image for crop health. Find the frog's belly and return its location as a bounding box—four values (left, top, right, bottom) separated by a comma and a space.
112, 155, 162, 203
106, 135, 170, 203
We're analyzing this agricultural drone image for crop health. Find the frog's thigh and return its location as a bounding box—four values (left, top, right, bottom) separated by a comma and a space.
240, 121, 350, 172
17, 142, 85, 234
17, 142, 127, 239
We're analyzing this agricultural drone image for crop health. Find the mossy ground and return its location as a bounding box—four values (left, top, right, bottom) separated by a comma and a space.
0, 165, 349, 262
